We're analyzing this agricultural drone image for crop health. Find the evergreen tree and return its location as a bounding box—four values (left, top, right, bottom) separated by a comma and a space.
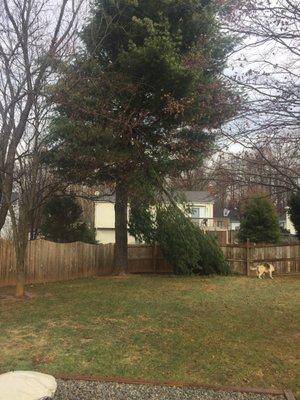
288, 192, 300, 239
157, 206, 230, 275
47, 0, 238, 273
129, 200, 230, 275
40, 196, 96, 244
238, 196, 280, 244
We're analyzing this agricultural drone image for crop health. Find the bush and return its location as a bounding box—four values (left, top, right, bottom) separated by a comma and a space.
40, 195, 96, 244
238, 195, 280, 244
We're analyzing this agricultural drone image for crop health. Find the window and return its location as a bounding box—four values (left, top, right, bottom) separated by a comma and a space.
191, 207, 207, 218
199, 207, 207, 218
191, 207, 200, 218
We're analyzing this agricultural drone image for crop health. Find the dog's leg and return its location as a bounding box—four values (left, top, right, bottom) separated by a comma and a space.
270, 271, 273, 279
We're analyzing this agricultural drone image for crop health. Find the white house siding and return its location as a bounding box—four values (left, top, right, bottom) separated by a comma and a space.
286, 212, 297, 235
95, 229, 136, 244
95, 202, 115, 229
94, 202, 136, 244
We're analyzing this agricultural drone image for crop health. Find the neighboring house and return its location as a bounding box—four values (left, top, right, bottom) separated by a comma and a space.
184, 191, 229, 230
279, 207, 297, 235
214, 201, 240, 231
94, 191, 229, 244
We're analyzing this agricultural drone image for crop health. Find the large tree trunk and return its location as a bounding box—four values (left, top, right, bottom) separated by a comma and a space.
13, 221, 29, 299
114, 179, 128, 275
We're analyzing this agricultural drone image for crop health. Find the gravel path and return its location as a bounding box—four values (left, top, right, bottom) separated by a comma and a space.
53, 379, 286, 400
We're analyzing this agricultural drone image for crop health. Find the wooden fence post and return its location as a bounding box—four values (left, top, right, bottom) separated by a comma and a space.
246, 238, 251, 276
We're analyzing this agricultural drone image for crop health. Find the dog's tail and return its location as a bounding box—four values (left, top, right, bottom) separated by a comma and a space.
250, 267, 257, 271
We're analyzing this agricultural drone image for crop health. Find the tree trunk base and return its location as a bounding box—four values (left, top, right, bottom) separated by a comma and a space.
114, 269, 129, 277
15, 284, 25, 299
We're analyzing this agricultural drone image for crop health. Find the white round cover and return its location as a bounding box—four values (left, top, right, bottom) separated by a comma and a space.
0, 371, 57, 400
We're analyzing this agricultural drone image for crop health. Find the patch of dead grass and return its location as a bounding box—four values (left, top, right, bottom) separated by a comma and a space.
33, 352, 57, 366
202, 284, 218, 292
46, 320, 84, 330
165, 282, 191, 291
122, 354, 142, 364
80, 337, 93, 344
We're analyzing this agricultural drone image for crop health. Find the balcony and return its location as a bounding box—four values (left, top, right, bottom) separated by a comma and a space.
191, 217, 230, 230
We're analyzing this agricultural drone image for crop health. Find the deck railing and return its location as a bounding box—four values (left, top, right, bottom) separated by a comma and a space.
191, 217, 230, 230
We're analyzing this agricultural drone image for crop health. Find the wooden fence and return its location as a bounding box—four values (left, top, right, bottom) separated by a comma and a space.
0, 239, 299, 287
0, 240, 112, 287
222, 241, 300, 276
0, 240, 171, 287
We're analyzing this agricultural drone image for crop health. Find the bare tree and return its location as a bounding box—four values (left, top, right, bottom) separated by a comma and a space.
221, 0, 300, 190
210, 141, 300, 214
0, 0, 84, 233
9, 102, 65, 298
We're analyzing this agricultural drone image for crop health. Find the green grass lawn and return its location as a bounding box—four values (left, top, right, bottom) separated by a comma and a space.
0, 275, 299, 395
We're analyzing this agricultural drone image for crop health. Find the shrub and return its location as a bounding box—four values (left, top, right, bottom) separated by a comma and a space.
238, 195, 280, 244
40, 195, 96, 244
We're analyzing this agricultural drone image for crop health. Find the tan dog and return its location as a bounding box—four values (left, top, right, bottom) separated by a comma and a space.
250, 263, 275, 279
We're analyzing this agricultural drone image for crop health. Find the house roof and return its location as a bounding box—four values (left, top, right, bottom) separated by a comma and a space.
96, 190, 214, 204
97, 193, 116, 203
179, 191, 214, 204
